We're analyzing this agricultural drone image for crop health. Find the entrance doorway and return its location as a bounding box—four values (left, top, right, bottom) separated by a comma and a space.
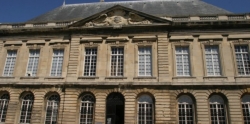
106, 92, 124, 124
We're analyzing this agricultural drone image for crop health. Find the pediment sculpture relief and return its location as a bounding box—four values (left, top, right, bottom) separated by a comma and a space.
85, 9, 152, 27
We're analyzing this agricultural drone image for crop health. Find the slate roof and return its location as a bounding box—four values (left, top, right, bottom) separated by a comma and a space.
28, 0, 232, 22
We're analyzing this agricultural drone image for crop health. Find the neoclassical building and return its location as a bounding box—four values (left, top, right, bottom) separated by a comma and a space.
0, 0, 250, 124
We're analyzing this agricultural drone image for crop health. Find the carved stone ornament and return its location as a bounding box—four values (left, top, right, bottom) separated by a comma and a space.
85, 9, 152, 27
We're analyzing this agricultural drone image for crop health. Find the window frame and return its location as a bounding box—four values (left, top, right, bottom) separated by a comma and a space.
83, 47, 98, 77
177, 95, 195, 124
110, 47, 124, 77
2, 50, 18, 77
44, 94, 60, 124
50, 49, 65, 77
0, 93, 9, 123
137, 94, 154, 124
209, 94, 228, 124
19, 93, 34, 124
241, 94, 250, 123
172, 43, 193, 77
26, 49, 40, 77
137, 46, 152, 77
79, 94, 95, 124
201, 43, 224, 77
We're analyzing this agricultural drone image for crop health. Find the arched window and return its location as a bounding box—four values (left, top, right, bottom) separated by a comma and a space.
80, 94, 95, 124
241, 94, 250, 123
209, 95, 227, 124
0, 93, 9, 123
178, 95, 194, 124
20, 93, 34, 124
137, 94, 154, 124
45, 94, 60, 124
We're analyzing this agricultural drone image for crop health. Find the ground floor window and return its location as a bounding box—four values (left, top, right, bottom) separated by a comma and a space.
138, 94, 154, 124
209, 95, 227, 124
45, 94, 60, 124
80, 94, 95, 124
20, 93, 34, 124
0, 93, 9, 123
242, 95, 250, 124
178, 95, 194, 124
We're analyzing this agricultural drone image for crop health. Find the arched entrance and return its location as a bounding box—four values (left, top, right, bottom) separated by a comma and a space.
106, 92, 124, 124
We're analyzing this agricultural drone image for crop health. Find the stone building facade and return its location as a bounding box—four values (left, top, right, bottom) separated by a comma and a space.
0, 0, 250, 124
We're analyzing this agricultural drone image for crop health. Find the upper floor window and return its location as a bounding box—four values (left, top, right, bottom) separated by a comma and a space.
84, 48, 97, 76
209, 95, 227, 124
175, 46, 190, 76
0, 93, 9, 123
26, 49, 40, 76
138, 47, 152, 76
20, 93, 34, 124
80, 94, 95, 124
45, 94, 60, 124
3, 50, 17, 76
234, 46, 250, 75
137, 95, 154, 124
50, 49, 64, 76
178, 95, 194, 124
205, 46, 221, 76
110, 47, 124, 76
241, 94, 250, 123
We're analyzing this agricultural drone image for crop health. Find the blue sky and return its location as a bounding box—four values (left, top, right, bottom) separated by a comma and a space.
0, 0, 250, 23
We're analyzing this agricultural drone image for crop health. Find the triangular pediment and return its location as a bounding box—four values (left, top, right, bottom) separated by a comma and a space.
69, 5, 172, 28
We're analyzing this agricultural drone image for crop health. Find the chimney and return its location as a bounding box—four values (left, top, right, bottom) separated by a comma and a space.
100, 0, 104, 2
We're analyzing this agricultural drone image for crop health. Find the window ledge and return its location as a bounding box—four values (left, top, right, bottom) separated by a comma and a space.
235, 76, 250, 78
44, 77, 64, 79
0, 76, 15, 79
20, 76, 39, 79
172, 76, 196, 79
203, 76, 227, 79
78, 76, 99, 79
105, 77, 127, 79
133, 77, 156, 79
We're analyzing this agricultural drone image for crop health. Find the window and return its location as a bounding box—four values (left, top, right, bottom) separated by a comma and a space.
3, 50, 17, 76
110, 47, 124, 76
234, 46, 250, 75
45, 94, 60, 124
209, 95, 227, 124
84, 48, 97, 76
80, 94, 95, 124
0, 93, 9, 123
50, 49, 64, 76
241, 95, 250, 123
205, 46, 221, 76
175, 47, 190, 76
178, 95, 194, 124
26, 49, 40, 76
20, 93, 34, 124
137, 95, 154, 124
138, 47, 152, 76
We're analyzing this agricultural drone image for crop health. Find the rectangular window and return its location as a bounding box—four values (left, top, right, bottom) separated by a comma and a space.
50, 49, 64, 76
205, 46, 221, 76
138, 47, 152, 76
175, 47, 190, 76
235, 46, 250, 75
3, 50, 17, 76
84, 48, 97, 76
110, 47, 124, 76
26, 49, 40, 76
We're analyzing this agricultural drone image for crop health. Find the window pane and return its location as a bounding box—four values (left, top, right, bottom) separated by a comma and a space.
138, 47, 152, 76
205, 46, 221, 76
235, 46, 250, 75
84, 48, 97, 76
175, 47, 190, 76
3, 50, 17, 76
111, 48, 124, 76
26, 49, 40, 76
50, 49, 64, 76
